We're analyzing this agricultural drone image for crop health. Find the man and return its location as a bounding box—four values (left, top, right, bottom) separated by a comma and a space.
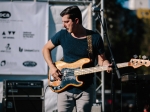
42, 5, 112, 112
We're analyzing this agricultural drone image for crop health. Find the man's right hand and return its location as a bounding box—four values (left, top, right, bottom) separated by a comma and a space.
50, 65, 62, 81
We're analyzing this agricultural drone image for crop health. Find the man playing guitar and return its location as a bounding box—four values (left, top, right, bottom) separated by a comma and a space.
42, 5, 112, 112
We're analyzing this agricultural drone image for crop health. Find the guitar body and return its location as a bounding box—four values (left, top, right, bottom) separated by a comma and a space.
48, 58, 91, 93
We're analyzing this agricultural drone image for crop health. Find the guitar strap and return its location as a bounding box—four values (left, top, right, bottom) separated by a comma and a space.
87, 34, 93, 62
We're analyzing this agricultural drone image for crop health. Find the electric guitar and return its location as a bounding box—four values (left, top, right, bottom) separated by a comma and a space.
48, 58, 150, 93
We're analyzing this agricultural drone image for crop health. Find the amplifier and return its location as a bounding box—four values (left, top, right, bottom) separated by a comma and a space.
121, 74, 150, 82
2, 97, 44, 112
3, 80, 44, 97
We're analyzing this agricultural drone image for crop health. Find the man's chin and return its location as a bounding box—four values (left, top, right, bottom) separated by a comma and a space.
67, 30, 71, 33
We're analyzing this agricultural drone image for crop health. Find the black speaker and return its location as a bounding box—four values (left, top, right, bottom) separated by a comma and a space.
2, 97, 44, 112
3, 80, 43, 97
2, 80, 44, 112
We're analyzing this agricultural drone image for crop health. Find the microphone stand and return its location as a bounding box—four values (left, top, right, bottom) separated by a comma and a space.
95, 11, 121, 112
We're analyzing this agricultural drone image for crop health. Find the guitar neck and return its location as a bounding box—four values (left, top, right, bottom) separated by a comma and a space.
74, 62, 129, 76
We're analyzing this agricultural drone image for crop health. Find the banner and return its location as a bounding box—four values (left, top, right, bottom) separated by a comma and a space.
0, 2, 48, 75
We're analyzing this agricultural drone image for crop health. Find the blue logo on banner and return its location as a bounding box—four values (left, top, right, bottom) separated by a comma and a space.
23, 61, 37, 67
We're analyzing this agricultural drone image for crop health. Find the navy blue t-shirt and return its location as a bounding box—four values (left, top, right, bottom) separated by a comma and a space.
51, 29, 105, 63
51, 29, 105, 91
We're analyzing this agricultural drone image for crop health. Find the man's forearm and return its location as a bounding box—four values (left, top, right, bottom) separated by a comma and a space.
42, 48, 54, 68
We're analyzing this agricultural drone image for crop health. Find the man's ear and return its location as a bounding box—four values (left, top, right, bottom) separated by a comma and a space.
75, 18, 79, 24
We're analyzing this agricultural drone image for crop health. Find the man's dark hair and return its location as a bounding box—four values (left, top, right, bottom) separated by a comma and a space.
60, 6, 82, 24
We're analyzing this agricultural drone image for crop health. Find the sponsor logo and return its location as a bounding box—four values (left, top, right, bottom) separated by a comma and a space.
1, 60, 6, 66
0, 11, 11, 19
19, 47, 39, 52
0, 43, 11, 52
23, 32, 34, 38
2, 31, 15, 39
19, 47, 23, 52
0, 60, 17, 67
23, 61, 37, 67
6, 43, 11, 51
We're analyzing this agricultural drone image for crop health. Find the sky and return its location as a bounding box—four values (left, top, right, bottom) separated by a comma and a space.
120, 0, 150, 9
122, 1, 129, 9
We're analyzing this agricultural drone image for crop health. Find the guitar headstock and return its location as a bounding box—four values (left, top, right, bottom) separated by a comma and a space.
129, 58, 150, 68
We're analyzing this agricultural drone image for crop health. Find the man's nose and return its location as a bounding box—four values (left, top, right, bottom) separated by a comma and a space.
62, 23, 65, 28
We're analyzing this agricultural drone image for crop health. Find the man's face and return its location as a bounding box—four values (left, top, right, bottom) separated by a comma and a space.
62, 14, 76, 33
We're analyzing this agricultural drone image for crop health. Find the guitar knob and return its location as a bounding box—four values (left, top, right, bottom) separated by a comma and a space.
57, 86, 61, 89
53, 87, 57, 90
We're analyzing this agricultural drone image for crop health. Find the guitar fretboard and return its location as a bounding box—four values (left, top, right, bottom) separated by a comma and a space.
74, 62, 129, 76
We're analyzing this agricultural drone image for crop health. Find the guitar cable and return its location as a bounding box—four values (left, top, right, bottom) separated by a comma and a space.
44, 85, 50, 96
10, 83, 17, 112
43, 85, 51, 112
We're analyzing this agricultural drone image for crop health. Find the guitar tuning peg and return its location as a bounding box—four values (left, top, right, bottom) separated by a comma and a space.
142, 55, 147, 60
133, 54, 138, 59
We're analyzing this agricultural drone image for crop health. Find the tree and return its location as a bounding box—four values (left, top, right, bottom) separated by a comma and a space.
94, 1, 149, 111
94, 0, 146, 79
